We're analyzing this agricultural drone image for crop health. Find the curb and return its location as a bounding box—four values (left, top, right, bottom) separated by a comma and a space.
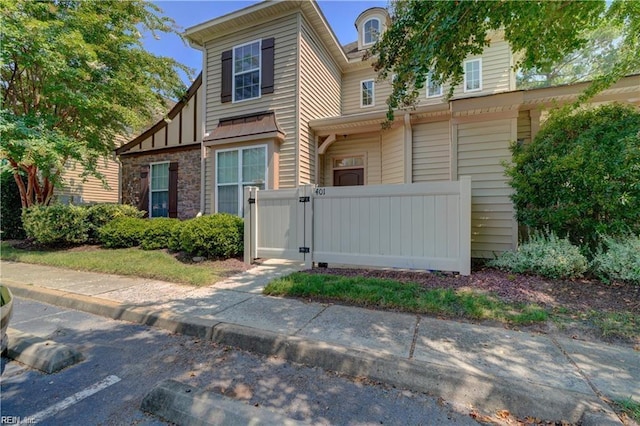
5, 281, 622, 424
6, 328, 84, 374
141, 379, 306, 426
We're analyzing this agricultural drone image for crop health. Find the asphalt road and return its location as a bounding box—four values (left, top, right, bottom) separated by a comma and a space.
1, 297, 478, 425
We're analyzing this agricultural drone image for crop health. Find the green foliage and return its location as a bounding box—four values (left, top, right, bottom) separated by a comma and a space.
85, 203, 144, 243
0, 0, 191, 207
372, 0, 639, 123
488, 232, 588, 279
98, 217, 149, 249
22, 204, 89, 246
179, 214, 243, 259
1, 171, 25, 239
505, 104, 640, 249
140, 218, 182, 251
592, 235, 640, 285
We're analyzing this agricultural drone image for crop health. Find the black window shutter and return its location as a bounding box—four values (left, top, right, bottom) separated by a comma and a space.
221, 49, 233, 103
139, 165, 149, 218
168, 162, 178, 218
261, 37, 275, 95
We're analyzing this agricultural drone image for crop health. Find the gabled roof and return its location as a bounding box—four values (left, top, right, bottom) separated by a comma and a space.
184, 0, 351, 69
115, 73, 202, 155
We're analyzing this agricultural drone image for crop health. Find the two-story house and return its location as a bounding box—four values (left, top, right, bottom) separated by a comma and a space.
116, 0, 640, 257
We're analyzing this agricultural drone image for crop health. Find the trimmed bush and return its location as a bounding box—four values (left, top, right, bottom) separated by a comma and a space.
592, 235, 640, 285
98, 217, 149, 248
140, 218, 182, 250
22, 204, 89, 246
488, 232, 588, 279
167, 219, 185, 252
179, 213, 243, 259
505, 104, 640, 249
0, 171, 26, 239
85, 203, 144, 243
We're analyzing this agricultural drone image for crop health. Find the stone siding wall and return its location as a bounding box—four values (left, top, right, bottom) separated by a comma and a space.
120, 147, 201, 219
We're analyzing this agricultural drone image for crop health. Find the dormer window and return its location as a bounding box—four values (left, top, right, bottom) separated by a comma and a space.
363, 18, 380, 45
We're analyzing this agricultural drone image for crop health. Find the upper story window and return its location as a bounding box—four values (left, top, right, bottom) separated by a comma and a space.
361, 79, 375, 107
464, 59, 482, 92
363, 18, 380, 46
427, 72, 442, 98
233, 40, 261, 102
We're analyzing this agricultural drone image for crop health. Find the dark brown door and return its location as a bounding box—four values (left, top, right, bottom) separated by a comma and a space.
334, 168, 364, 186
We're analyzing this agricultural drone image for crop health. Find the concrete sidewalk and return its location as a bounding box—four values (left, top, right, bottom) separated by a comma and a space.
1, 260, 637, 424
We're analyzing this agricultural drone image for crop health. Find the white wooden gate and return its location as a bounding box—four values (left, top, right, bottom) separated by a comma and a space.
244, 177, 471, 275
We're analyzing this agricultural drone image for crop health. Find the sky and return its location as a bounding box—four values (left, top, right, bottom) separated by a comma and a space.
144, 0, 388, 85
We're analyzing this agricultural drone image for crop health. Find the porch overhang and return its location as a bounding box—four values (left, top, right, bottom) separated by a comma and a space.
203, 111, 286, 146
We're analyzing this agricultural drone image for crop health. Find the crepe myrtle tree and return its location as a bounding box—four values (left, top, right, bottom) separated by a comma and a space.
0, 0, 192, 207
370, 0, 640, 125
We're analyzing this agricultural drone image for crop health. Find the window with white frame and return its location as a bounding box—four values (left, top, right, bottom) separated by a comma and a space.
363, 18, 380, 45
427, 72, 442, 97
361, 80, 374, 107
233, 40, 261, 102
216, 146, 267, 216
150, 162, 169, 218
464, 59, 482, 92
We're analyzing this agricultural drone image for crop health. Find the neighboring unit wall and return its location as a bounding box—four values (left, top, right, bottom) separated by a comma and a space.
298, 17, 342, 185
120, 148, 201, 219
341, 38, 513, 116
456, 118, 516, 257
412, 121, 451, 182
203, 12, 299, 215
380, 125, 404, 184
57, 158, 119, 204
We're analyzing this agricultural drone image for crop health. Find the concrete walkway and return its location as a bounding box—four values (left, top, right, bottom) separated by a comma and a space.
1, 260, 637, 425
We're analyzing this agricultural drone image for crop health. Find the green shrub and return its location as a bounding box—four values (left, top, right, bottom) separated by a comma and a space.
22, 204, 89, 246
85, 203, 144, 243
488, 232, 588, 279
98, 217, 149, 248
140, 218, 182, 250
167, 219, 185, 252
592, 235, 640, 285
505, 104, 640, 249
179, 213, 243, 259
0, 171, 26, 239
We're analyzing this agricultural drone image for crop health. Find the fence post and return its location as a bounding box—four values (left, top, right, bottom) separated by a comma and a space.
243, 186, 258, 264
459, 176, 472, 275
302, 184, 315, 269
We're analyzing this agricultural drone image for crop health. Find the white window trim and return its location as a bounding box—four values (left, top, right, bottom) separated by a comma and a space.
360, 79, 375, 108
426, 72, 443, 98
149, 161, 170, 218
463, 58, 482, 93
214, 144, 268, 216
362, 18, 381, 46
232, 39, 262, 103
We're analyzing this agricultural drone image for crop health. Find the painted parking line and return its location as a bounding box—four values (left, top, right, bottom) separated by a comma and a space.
26, 375, 121, 423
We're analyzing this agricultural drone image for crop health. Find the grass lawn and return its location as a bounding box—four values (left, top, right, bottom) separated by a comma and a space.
615, 397, 640, 423
0, 242, 242, 286
264, 272, 548, 325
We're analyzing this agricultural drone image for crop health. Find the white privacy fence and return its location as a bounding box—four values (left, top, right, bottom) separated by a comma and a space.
244, 177, 471, 275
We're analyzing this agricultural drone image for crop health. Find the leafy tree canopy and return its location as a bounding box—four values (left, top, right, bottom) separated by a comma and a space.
0, 0, 192, 207
371, 0, 640, 123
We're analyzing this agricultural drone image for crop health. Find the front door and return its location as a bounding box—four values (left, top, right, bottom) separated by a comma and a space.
334, 168, 364, 186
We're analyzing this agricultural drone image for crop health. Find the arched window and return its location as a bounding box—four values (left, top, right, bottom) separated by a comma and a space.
363, 18, 380, 45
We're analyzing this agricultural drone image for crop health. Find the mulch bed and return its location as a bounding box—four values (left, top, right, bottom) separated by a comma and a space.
303, 267, 640, 314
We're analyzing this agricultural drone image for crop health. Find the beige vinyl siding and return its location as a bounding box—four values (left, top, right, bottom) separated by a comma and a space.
342, 68, 394, 115
299, 18, 341, 185
412, 121, 450, 182
457, 118, 515, 257
342, 39, 513, 116
57, 158, 119, 203
203, 13, 299, 213
381, 125, 404, 184
324, 133, 381, 186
